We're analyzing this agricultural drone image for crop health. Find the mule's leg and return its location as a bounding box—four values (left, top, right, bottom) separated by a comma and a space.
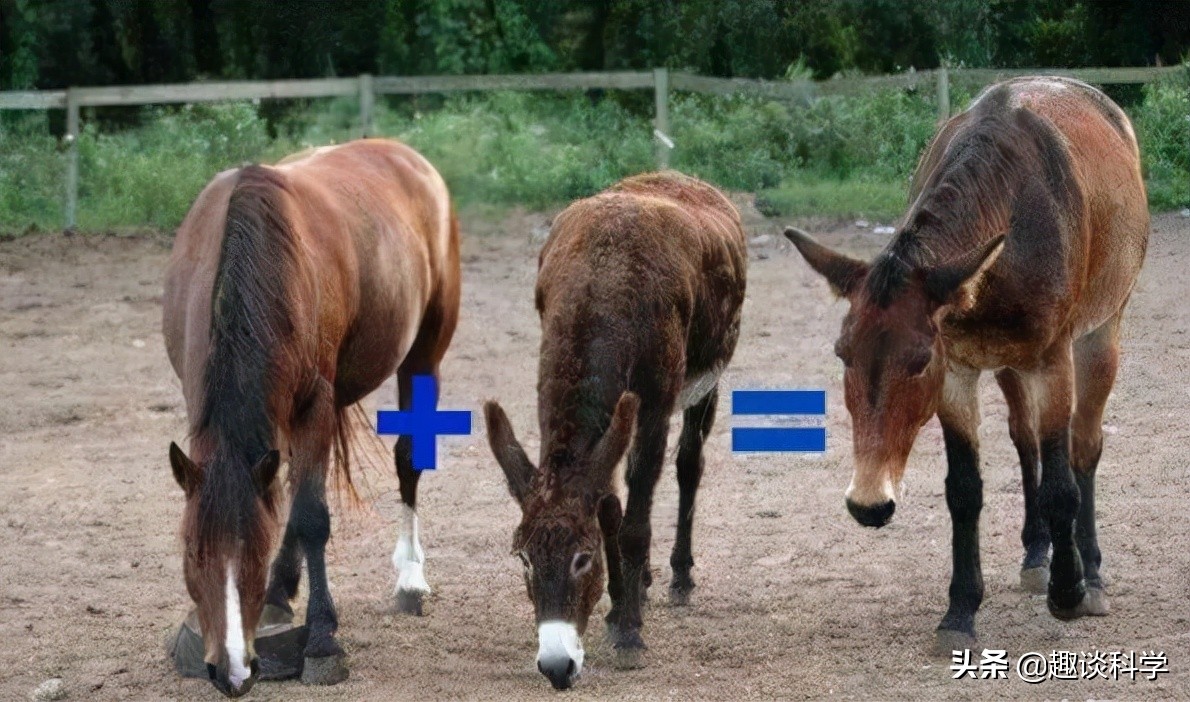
392, 364, 435, 615
611, 407, 671, 668
1033, 344, 1091, 620
1067, 317, 1121, 616
669, 387, 718, 606
995, 369, 1051, 593
934, 365, 986, 653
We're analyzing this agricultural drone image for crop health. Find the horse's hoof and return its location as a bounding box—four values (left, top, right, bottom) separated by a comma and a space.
933, 628, 978, 657
1050, 585, 1109, 619
668, 584, 693, 607
1019, 565, 1050, 594
301, 653, 349, 686
396, 589, 426, 616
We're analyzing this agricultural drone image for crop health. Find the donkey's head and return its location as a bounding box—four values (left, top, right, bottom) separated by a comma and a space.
785, 227, 1004, 528
170, 441, 280, 698
483, 392, 638, 690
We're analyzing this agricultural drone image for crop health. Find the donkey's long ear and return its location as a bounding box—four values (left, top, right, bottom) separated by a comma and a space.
484, 400, 537, 505
923, 234, 1006, 309
169, 442, 200, 496
586, 392, 640, 492
784, 227, 870, 298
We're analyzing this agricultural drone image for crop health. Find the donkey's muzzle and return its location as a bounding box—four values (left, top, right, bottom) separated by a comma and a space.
538, 658, 577, 690
846, 498, 895, 528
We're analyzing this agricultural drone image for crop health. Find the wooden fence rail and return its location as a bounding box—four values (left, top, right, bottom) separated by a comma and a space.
0, 65, 1183, 229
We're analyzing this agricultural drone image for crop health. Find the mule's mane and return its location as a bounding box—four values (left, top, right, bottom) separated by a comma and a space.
866, 87, 1076, 308
192, 165, 296, 556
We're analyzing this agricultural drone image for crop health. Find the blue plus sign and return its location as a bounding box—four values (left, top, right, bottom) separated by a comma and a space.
376, 375, 472, 471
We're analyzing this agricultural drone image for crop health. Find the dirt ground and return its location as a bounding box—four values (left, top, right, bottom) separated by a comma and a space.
1, 205, 1188, 701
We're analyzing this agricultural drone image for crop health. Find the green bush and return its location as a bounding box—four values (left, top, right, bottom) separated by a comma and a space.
0, 77, 1183, 234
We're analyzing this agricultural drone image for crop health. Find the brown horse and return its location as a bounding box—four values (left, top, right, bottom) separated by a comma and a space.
163, 139, 459, 696
786, 77, 1148, 651
484, 171, 747, 689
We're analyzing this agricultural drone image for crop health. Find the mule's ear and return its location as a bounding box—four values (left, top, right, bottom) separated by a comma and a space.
252, 450, 281, 494
587, 392, 640, 491
484, 400, 536, 505
784, 227, 869, 298
169, 442, 200, 496
923, 234, 1006, 309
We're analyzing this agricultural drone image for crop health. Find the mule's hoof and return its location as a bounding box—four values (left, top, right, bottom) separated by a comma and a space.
668, 584, 693, 607
301, 653, 349, 686
396, 589, 426, 616
1083, 586, 1110, 616
933, 628, 978, 657
1019, 565, 1050, 594
1050, 586, 1109, 619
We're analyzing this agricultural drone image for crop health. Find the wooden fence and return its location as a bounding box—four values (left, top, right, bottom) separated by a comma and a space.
0, 65, 1181, 229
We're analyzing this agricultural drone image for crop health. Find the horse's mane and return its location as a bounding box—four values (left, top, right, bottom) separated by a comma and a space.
193, 165, 297, 556
865, 85, 1077, 308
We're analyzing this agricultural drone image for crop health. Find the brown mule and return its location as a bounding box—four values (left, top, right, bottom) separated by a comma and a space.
786, 77, 1148, 652
163, 139, 459, 697
485, 171, 747, 688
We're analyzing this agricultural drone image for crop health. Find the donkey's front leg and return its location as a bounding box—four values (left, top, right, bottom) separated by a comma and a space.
611, 411, 669, 668
935, 366, 985, 654
669, 387, 718, 605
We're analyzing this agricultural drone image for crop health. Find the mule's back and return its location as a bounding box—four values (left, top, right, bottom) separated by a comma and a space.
908, 77, 1148, 349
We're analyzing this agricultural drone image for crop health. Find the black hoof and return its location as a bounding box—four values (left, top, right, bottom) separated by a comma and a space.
1047, 579, 1089, 620
396, 589, 425, 616
301, 653, 349, 686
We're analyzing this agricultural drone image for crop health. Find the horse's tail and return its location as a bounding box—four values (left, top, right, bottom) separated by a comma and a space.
329, 402, 389, 508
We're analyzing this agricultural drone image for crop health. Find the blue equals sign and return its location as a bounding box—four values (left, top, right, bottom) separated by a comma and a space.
731, 390, 827, 453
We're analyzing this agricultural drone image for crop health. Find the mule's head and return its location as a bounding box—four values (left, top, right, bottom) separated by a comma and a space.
170, 442, 280, 698
784, 227, 1003, 527
482, 393, 638, 690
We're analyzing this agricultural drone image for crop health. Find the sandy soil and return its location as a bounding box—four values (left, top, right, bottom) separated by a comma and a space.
1, 207, 1188, 701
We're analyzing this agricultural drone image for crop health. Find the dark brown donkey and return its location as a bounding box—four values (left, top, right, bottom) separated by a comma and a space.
484, 172, 746, 689
163, 139, 459, 697
786, 77, 1148, 650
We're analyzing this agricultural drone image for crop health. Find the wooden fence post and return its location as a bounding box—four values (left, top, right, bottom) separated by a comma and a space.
936, 67, 950, 124
358, 73, 375, 138
653, 67, 671, 170
65, 88, 80, 230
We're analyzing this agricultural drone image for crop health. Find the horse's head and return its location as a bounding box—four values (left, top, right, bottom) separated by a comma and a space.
482, 393, 638, 690
169, 442, 280, 698
785, 227, 1004, 527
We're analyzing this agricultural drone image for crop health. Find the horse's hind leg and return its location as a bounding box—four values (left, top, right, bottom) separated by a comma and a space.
995, 369, 1051, 593
669, 386, 718, 606
391, 363, 434, 616
1067, 315, 1122, 616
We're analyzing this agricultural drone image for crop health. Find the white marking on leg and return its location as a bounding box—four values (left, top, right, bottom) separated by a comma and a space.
224, 564, 251, 689
392, 503, 430, 595
537, 620, 583, 674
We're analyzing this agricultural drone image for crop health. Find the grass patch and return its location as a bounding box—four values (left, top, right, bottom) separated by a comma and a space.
755, 176, 907, 220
